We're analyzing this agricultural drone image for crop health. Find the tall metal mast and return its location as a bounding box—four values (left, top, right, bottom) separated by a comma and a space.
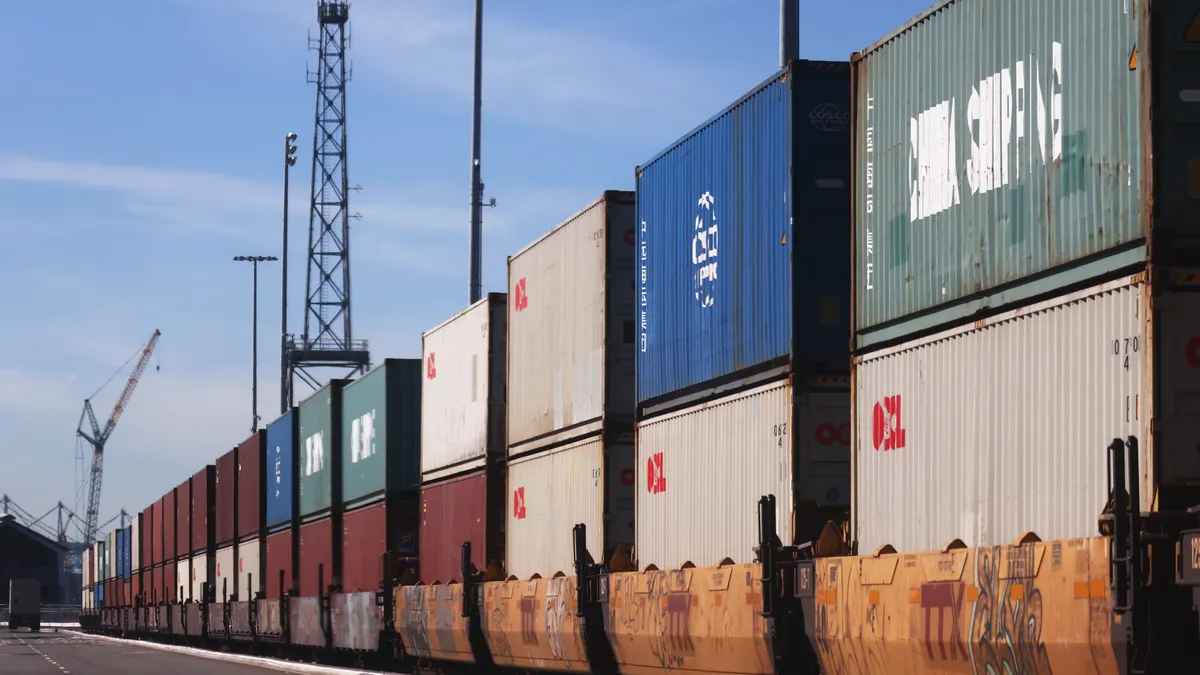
286, 0, 369, 406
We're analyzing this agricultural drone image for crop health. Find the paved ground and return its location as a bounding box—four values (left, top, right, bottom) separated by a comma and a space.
0, 629, 313, 675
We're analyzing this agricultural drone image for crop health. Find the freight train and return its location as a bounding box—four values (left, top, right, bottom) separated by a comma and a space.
80, 1, 1200, 673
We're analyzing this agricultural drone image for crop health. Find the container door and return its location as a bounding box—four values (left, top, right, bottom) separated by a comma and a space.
1156, 290, 1200, 487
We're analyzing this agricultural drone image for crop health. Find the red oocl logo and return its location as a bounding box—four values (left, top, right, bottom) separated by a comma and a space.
426, 353, 437, 380
815, 422, 850, 446
646, 453, 666, 494
514, 278, 529, 312
872, 395, 906, 451
513, 487, 527, 520
620, 468, 635, 486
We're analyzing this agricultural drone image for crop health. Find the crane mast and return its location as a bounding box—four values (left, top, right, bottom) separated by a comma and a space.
78, 329, 160, 544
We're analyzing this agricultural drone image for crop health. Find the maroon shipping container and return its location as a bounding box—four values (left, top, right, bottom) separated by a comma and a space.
133, 570, 141, 606
173, 482, 187, 561
192, 465, 214, 553
149, 501, 160, 565
265, 528, 292, 600
298, 517, 334, 598
237, 431, 264, 539
163, 491, 178, 562
418, 467, 505, 585
341, 498, 419, 593
165, 562, 178, 603
216, 447, 237, 545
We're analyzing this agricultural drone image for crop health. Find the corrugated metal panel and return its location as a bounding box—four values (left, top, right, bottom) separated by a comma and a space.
237, 535, 262, 601
107, 531, 116, 580
175, 558, 190, 602
637, 62, 851, 405
299, 381, 347, 517
854, 277, 1146, 554
266, 410, 297, 528
341, 359, 422, 507
237, 431, 264, 539
506, 436, 633, 579
852, 0, 1151, 344
132, 514, 141, 572
421, 294, 507, 481
264, 528, 293, 600
191, 466, 213, 554
190, 553, 208, 604
215, 545, 235, 602
635, 380, 793, 569
149, 502, 159, 565
298, 516, 334, 597
341, 501, 386, 592
418, 468, 505, 585
507, 191, 636, 453
172, 483, 186, 561
216, 447, 238, 545
165, 562, 177, 604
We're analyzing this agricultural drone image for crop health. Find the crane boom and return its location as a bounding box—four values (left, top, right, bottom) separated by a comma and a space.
78, 329, 160, 544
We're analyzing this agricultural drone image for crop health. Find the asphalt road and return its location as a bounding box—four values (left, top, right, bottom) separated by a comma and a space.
0, 629, 310, 675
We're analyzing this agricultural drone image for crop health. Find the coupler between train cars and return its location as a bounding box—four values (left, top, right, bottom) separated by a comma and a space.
1101, 436, 1197, 675
759, 493, 831, 675
574, 523, 619, 675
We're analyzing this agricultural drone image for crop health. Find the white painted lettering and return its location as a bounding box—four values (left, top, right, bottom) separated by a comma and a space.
305, 432, 324, 476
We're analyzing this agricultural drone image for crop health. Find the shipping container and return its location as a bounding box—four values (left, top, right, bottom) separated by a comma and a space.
506, 435, 632, 579
237, 534, 262, 601
266, 409, 298, 529
299, 380, 349, 518
132, 570, 141, 606
165, 561, 178, 604
132, 513, 141, 573
171, 484, 185, 561
191, 465, 214, 554
83, 548, 92, 589
297, 516, 334, 597
237, 430, 265, 539
107, 531, 116, 581
418, 467, 505, 585
175, 558, 190, 602
635, 378, 850, 570
850, 0, 1200, 350
216, 446, 238, 545
215, 544, 235, 602
340, 499, 418, 593
852, 271, 1200, 554
341, 359, 421, 508
192, 552, 211, 604
264, 528, 293, 600
507, 191, 636, 454
421, 293, 507, 482
149, 500, 160, 566
636, 61, 851, 406
115, 529, 125, 580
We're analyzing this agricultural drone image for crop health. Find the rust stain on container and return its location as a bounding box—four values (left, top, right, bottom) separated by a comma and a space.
809, 537, 1118, 674
298, 516, 334, 597
395, 583, 476, 664
216, 447, 238, 545
605, 564, 772, 675
419, 467, 505, 585
481, 576, 590, 671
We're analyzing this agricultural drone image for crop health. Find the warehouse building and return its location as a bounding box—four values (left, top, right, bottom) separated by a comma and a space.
0, 514, 70, 604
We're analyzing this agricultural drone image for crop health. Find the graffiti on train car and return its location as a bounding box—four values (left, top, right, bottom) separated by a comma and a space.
605, 564, 773, 675
811, 537, 1119, 675
481, 577, 589, 672
395, 584, 476, 663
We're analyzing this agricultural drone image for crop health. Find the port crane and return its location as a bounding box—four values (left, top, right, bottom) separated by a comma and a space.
77, 329, 160, 545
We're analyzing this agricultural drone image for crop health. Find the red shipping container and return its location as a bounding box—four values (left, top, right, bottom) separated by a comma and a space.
341, 498, 419, 593
133, 571, 141, 606
298, 517, 334, 598
265, 528, 293, 600
169, 485, 183, 561
216, 448, 237, 545
192, 465, 213, 553
149, 501, 159, 565
418, 468, 505, 585
165, 562, 177, 603
237, 431, 264, 539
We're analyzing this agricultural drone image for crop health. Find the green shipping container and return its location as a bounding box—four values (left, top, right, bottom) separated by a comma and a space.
852, 0, 1200, 350
298, 379, 349, 517
340, 358, 422, 507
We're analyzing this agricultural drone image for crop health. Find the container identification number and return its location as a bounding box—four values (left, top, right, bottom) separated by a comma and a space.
1112, 336, 1140, 371
774, 422, 788, 448
864, 94, 875, 292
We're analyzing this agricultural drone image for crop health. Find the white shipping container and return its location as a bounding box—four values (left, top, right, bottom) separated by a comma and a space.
107, 531, 116, 581
92, 544, 100, 584
192, 553, 209, 603
505, 436, 634, 579
215, 545, 235, 602
176, 558, 191, 601
507, 192, 636, 454
132, 514, 141, 573
421, 294, 507, 481
237, 535, 261, 600
635, 380, 850, 570
853, 273, 1200, 555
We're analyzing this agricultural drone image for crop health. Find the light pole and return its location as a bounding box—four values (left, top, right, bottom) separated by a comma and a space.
282, 133, 298, 414
235, 255, 278, 433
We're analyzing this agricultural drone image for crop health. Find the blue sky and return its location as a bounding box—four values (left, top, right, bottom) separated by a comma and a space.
0, 0, 928, 536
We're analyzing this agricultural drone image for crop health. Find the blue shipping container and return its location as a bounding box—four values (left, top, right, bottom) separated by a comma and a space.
265, 409, 297, 528
636, 60, 851, 405
116, 529, 126, 579
123, 526, 133, 580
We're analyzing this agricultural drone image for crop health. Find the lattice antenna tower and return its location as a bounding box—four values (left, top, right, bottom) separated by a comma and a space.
286, 0, 370, 407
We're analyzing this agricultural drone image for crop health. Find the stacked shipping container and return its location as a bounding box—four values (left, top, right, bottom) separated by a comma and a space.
265, 409, 297, 599
848, 0, 1200, 555
297, 380, 347, 598
236, 430, 264, 601
505, 192, 636, 579
633, 60, 853, 569
215, 446, 237, 602
419, 294, 507, 584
